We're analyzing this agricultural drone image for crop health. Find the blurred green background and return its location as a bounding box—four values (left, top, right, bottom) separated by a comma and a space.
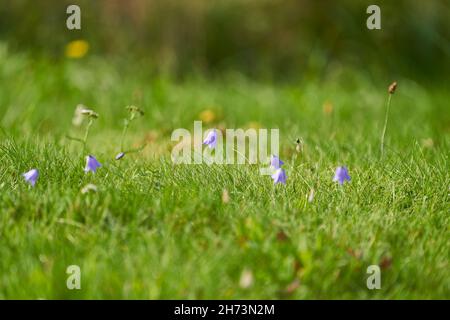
0, 1, 449, 300
1, 0, 449, 80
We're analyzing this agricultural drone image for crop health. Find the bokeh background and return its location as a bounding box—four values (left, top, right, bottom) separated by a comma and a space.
1, 0, 449, 80
0, 1, 449, 299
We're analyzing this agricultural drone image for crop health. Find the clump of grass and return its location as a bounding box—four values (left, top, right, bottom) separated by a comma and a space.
0, 57, 449, 299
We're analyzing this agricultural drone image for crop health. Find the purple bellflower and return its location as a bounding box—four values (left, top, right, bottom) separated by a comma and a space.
271, 168, 287, 185
333, 166, 351, 185
203, 129, 217, 149
23, 169, 39, 186
84, 155, 102, 173
270, 155, 284, 169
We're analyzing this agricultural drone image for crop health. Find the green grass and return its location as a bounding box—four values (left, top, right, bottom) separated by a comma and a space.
0, 48, 449, 299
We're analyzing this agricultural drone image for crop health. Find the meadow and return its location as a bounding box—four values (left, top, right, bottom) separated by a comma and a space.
0, 47, 449, 299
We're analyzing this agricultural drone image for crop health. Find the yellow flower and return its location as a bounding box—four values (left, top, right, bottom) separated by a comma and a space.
65, 40, 89, 59
246, 121, 261, 129
323, 101, 334, 115
199, 109, 216, 123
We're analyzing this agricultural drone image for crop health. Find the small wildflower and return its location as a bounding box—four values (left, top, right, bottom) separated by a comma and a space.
84, 155, 101, 173
323, 101, 334, 115
23, 169, 39, 186
199, 109, 216, 124
333, 166, 351, 185
81, 183, 98, 194
270, 155, 284, 169
271, 168, 287, 185
65, 40, 89, 59
239, 269, 253, 289
203, 129, 217, 149
115, 152, 125, 160
388, 81, 397, 94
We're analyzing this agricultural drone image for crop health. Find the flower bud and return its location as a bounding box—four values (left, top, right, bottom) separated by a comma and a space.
388, 81, 397, 94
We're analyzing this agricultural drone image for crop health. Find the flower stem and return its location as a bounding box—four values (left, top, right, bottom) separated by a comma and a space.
66, 135, 84, 144
380, 94, 392, 158
83, 119, 93, 154
120, 120, 129, 151
123, 143, 146, 154
232, 147, 250, 163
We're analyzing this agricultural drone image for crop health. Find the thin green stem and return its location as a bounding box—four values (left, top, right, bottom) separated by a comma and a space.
380, 94, 392, 158
65, 135, 84, 144
123, 144, 146, 154
120, 120, 129, 151
232, 147, 250, 163
83, 119, 93, 154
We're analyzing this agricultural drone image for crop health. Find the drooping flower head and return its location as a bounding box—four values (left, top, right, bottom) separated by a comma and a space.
115, 152, 125, 160
23, 169, 39, 186
271, 168, 287, 185
333, 166, 351, 185
203, 129, 217, 149
84, 155, 102, 173
270, 155, 284, 169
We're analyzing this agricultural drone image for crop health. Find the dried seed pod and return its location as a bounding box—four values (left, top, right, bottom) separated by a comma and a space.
388, 81, 397, 94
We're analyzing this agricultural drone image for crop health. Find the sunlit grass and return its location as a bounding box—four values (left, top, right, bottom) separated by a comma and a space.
0, 52, 448, 299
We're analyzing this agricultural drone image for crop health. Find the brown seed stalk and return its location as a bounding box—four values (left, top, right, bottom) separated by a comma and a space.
388, 81, 397, 94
